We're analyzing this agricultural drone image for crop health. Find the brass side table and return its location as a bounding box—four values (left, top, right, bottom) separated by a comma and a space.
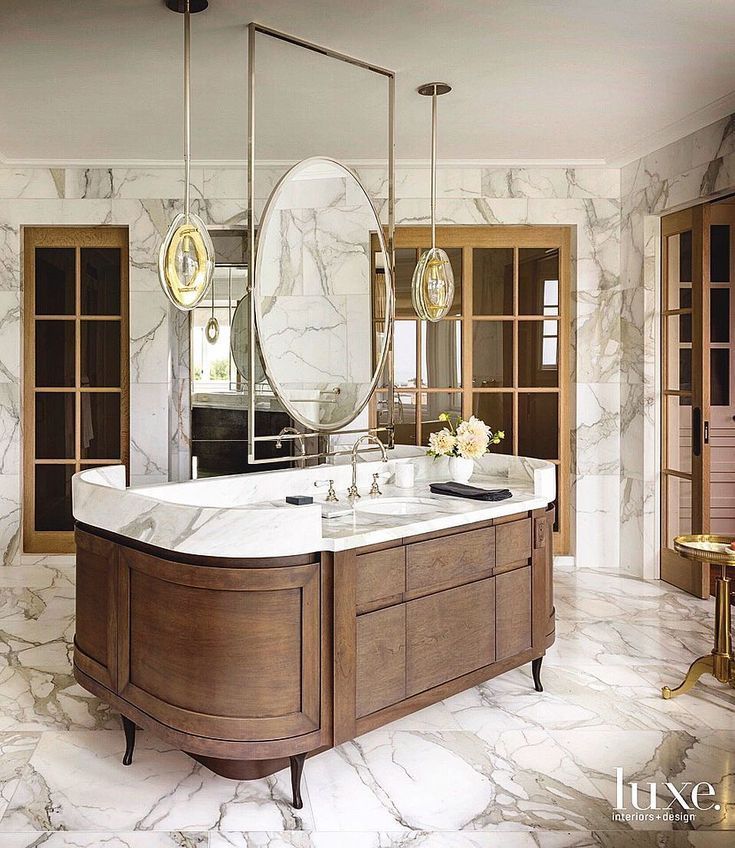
662, 534, 735, 699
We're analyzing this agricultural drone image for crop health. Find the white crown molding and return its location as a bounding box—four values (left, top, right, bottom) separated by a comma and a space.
608, 89, 735, 167
2, 93, 733, 171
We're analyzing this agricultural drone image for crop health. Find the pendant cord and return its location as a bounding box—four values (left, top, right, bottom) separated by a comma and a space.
184, 0, 191, 221
431, 86, 437, 250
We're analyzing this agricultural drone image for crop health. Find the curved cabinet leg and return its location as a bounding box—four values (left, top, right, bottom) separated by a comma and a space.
121, 715, 136, 766
531, 657, 543, 692
289, 752, 306, 809
662, 654, 713, 699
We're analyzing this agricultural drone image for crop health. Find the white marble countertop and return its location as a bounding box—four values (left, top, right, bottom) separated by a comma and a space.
72, 451, 555, 558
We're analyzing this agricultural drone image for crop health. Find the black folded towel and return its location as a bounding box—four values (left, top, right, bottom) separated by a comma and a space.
429, 482, 513, 501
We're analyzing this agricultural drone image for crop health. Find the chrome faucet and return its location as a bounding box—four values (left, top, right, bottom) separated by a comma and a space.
275, 427, 306, 466
347, 435, 388, 502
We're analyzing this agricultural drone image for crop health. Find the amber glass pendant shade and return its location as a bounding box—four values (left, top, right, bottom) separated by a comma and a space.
158, 2, 213, 311
412, 246, 455, 322
158, 212, 215, 310
412, 82, 453, 322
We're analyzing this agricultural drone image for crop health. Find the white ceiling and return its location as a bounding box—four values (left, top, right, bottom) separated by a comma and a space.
1, 0, 735, 166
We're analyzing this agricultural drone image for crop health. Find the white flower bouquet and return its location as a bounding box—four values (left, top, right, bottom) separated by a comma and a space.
427, 413, 504, 483
427, 412, 504, 459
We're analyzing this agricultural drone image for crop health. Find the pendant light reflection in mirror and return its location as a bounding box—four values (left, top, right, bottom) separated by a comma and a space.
411, 82, 455, 322
205, 277, 220, 344
158, 0, 215, 311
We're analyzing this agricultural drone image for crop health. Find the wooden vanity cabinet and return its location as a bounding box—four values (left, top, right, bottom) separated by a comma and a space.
74, 503, 555, 785
335, 505, 554, 742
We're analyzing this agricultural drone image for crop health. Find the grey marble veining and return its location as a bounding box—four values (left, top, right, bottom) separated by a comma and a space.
0, 559, 733, 839
620, 111, 735, 578
73, 453, 554, 556
0, 161, 627, 568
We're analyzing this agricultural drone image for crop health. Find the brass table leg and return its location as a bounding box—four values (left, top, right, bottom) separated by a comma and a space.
662, 570, 734, 698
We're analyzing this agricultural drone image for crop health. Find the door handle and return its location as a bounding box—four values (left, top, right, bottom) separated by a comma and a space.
693, 407, 701, 456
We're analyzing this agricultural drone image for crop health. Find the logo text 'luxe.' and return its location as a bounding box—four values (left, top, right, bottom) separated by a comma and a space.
612, 767, 720, 823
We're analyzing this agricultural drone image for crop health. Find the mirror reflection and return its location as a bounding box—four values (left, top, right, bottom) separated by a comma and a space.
254, 157, 392, 431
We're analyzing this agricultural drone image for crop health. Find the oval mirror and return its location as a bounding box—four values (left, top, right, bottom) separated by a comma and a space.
254, 157, 393, 432
230, 296, 267, 386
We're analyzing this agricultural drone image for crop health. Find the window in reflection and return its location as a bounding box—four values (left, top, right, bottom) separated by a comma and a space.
191, 268, 247, 392
518, 321, 558, 387
394, 321, 418, 388
519, 248, 559, 316
421, 392, 462, 446
421, 320, 461, 388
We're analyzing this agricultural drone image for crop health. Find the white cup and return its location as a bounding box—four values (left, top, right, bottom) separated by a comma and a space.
395, 463, 415, 489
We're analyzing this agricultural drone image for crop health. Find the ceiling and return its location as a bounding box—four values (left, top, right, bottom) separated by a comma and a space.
1, 0, 734, 166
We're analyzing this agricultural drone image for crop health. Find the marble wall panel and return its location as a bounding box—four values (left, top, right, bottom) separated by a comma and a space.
0, 169, 64, 199
483, 167, 619, 200
0, 163, 624, 567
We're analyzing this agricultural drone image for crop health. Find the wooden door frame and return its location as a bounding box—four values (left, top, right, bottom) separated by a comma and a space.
373, 224, 571, 555
22, 226, 130, 554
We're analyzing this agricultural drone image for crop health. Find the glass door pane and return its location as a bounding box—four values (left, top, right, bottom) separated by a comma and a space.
35, 248, 75, 315
472, 393, 512, 454
81, 248, 121, 315
472, 248, 513, 315
35, 321, 75, 387
35, 465, 75, 532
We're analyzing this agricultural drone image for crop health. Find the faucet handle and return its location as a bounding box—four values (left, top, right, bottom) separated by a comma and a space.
314, 479, 338, 502
369, 473, 383, 497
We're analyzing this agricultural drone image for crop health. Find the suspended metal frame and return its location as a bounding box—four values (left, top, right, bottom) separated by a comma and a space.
246, 23, 396, 466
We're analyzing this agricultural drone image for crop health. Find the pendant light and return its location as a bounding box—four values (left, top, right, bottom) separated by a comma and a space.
158, 0, 214, 311
411, 82, 454, 322
205, 274, 220, 344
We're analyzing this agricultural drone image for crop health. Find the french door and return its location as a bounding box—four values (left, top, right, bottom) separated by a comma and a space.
23, 227, 130, 554
661, 206, 710, 596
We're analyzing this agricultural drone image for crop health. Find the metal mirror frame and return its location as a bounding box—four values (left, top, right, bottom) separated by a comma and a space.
246, 22, 395, 464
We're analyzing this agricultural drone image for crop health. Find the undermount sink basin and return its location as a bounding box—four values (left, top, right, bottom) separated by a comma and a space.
354, 496, 438, 517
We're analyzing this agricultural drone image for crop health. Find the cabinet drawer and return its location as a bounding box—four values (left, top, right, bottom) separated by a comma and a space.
356, 547, 405, 613
356, 605, 406, 717
406, 527, 495, 597
495, 518, 532, 567
496, 565, 531, 660
406, 578, 495, 697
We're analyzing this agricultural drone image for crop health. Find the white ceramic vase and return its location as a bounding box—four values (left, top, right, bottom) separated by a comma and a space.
448, 456, 473, 483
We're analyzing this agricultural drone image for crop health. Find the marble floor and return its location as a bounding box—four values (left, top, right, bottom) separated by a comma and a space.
0, 559, 733, 848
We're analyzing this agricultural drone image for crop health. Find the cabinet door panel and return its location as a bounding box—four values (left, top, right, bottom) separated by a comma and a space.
356, 547, 405, 613
356, 605, 406, 717
406, 527, 495, 597
496, 565, 531, 660
495, 518, 532, 567
406, 578, 495, 697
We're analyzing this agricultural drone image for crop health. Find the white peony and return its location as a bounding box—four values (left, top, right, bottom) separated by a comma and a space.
456, 431, 489, 459
457, 415, 491, 441
428, 428, 457, 457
